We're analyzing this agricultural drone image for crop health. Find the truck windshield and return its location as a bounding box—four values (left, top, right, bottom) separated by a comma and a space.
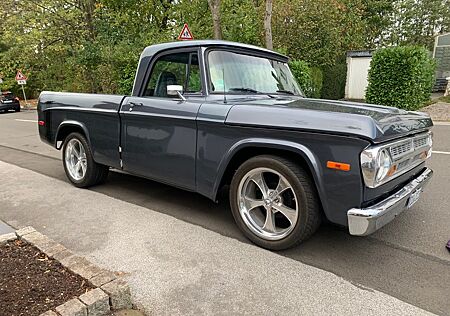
208, 50, 303, 96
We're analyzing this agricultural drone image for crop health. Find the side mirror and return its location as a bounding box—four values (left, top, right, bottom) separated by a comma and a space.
167, 85, 185, 100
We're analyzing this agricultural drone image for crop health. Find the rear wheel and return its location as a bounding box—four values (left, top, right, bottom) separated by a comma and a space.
62, 132, 109, 187
230, 155, 321, 250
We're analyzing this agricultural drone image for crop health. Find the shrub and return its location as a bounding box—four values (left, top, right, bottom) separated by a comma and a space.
289, 60, 322, 98
366, 46, 436, 110
321, 61, 347, 100
310, 67, 323, 98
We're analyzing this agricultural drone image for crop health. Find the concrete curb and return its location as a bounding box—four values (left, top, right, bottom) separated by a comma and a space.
0, 227, 134, 316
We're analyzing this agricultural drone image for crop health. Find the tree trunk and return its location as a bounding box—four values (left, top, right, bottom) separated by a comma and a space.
208, 0, 222, 39
264, 0, 273, 50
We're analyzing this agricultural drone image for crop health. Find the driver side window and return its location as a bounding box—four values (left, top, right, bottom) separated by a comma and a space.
144, 52, 201, 97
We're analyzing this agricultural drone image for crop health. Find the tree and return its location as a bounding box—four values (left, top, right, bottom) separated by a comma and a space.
1, 0, 447, 98
383, 0, 450, 50
264, 0, 273, 49
208, 0, 222, 39
272, 0, 366, 67
359, 0, 394, 48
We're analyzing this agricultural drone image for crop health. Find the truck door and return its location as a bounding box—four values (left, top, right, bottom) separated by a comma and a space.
119, 50, 203, 190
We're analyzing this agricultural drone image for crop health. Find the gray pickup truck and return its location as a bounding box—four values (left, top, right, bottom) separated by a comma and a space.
38, 40, 433, 250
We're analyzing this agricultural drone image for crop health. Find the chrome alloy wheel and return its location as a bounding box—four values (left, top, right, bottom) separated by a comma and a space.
64, 138, 87, 181
237, 167, 299, 240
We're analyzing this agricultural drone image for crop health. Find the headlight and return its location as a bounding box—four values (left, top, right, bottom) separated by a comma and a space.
426, 133, 433, 158
376, 149, 392, 182
361, 147, 392, 188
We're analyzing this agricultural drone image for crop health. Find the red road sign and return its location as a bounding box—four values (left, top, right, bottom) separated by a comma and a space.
178, 23, 194, 41
15, 70, 27, 81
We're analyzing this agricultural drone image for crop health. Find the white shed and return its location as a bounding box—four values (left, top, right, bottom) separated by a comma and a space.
345, 50, 373, 100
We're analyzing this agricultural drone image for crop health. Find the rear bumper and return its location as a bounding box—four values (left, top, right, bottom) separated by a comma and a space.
347, 167, 433, 236
0, 102, 20, 110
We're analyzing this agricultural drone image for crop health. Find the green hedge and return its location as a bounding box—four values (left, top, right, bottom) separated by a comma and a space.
321, 61, 347, 100
289, 60, 323, 98
366, 46, 436, 110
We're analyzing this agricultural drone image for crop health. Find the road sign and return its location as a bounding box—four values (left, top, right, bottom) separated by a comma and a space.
15, 70, 28, 81
178, 23, 194, 41
15, 71, 29, 107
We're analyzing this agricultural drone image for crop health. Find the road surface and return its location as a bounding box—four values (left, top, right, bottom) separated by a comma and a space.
0, 110, 449, 315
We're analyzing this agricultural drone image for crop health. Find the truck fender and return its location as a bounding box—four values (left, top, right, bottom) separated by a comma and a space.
213, 138, 327, 207
55, 121, 91, 150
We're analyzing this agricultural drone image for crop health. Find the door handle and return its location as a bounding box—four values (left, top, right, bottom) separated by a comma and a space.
129, 102, 143, 112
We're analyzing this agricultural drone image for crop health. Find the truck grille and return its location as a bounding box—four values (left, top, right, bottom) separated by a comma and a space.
414, 135, 429, 149
389, 133, 431, 162
388, 132, 432, 175
390, 142, 412, 159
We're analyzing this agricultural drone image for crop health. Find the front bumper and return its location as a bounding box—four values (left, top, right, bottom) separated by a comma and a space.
347, 167, 433, 236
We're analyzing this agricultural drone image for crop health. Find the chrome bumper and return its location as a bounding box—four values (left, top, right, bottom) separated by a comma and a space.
348, 168, 433, 236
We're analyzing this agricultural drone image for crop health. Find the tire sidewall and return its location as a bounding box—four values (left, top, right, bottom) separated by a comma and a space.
230, 156, 312, 250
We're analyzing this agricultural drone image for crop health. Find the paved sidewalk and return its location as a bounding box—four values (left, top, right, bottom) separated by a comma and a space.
422, 102, 450, 121
0, 161, 434, 315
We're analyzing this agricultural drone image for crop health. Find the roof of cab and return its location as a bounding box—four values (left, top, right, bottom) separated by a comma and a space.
140, 40, 288, 61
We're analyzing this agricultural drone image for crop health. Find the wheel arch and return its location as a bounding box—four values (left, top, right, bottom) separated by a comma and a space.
55, 121, 90, 150
213, 139, 327, 211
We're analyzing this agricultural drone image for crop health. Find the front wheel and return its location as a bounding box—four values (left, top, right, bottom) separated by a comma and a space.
230, 155, 321, 250
62, 132, 109, 188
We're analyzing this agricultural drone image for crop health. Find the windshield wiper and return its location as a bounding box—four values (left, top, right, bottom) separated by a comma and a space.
276, 89, 295, 95
229, 87, 259, 93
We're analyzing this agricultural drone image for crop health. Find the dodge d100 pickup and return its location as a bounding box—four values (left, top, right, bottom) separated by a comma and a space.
38, 40, 433, 250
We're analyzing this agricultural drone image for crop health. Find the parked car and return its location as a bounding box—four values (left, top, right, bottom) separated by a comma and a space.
37, 40, 433, 250
0, 91, 20, 112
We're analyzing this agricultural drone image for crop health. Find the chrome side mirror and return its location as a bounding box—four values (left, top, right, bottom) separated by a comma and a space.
167, 85, 186, 101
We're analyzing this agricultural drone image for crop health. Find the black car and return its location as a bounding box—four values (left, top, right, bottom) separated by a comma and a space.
0, 91, 21, 112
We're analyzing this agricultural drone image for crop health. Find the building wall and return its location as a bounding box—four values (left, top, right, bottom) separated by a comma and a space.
345, 56, 372, 100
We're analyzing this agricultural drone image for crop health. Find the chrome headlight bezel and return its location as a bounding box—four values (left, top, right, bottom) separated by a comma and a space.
361, 147, 392, 188
361, 132, 432, 188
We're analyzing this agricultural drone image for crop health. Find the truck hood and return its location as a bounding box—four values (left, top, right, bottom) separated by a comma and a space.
225, 97, 433, 143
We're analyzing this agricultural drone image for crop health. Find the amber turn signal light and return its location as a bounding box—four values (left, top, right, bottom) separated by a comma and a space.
326, 161, 351, 171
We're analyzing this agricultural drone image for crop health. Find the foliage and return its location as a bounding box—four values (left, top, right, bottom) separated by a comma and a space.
0, 0, 448, 99
273, 0, 356, 67
383, 0, 450, 50
289, 60, 322, 98
289, 60, 311, 95
310, 67, 323, 99
321, 61, 347, 100
366, 46, 436, 110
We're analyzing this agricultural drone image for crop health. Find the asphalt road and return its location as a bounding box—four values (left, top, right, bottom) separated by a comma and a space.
0, 110, 449, 315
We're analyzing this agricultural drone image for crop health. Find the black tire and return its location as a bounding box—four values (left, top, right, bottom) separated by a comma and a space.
229, 155, 321, 250
62, 132, 109, 188
15, 106, 20, 112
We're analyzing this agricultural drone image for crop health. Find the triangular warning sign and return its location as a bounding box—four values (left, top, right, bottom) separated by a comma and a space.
15, 70, 27, 81
178, 23, 194, 41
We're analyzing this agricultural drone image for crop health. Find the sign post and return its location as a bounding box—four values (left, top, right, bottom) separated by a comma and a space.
15, 71, 28, 109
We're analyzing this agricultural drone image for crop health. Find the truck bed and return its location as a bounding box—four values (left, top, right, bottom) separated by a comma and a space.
37, 92, 126, 168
